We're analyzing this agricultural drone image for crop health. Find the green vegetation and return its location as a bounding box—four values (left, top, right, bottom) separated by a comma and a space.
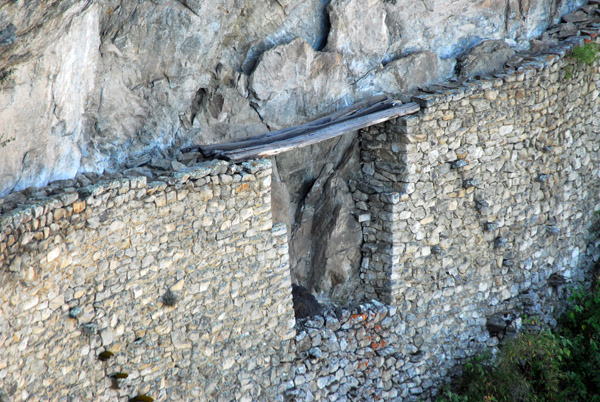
129, 395, 154, 402
162, 289, 178, 307
569, 42, 600, 65
438, 284, 600, 402
98, 350, 115, 361
564, 41, 599, 80
565, 65, 573, 81
558, 285, 600, 401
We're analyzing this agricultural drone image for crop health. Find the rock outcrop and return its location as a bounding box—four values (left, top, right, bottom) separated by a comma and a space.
249, 38, 352, 129
326, 0, 390, 77
369, 51, 448, 94
287, 138, 363, 302
0, 1, 99, 197
458, 40, 516, 77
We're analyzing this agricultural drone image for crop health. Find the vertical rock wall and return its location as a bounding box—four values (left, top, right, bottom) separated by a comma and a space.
0, 0, 589, 193
0, 2, 99, 196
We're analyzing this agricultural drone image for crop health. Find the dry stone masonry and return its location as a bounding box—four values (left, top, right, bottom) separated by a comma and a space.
285, 301, 432, 401
353, 31, 600, 399
0, 160, 295, 401
0, 0, 594, 319
2, 13, 600, 402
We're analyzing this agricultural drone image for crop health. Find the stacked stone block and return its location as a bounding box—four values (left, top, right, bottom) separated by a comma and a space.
2, 27, 600, 402
0, 159, 295, 401
354, 36, 600, 399
285, 301, 435, 401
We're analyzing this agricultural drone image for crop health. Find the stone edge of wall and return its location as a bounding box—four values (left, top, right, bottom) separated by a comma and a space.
410, 35, 594, 112
0, 159, 272, 267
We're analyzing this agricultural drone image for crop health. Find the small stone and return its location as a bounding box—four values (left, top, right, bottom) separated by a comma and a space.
317, 376, 331, 389
73, 288, 86, 299
537, 173, 549, 182
171, 279, 185, 292
308, 347, 323, 359
47, 247, 61, 262
101, 329, 114, 345
542, 145, 553, 153
458, 39, 515, 77
442, 110, 454, 121
450, 159, 468, 169
294, 375, 306, 387
81, 322, 98, 335
325, 315, 341, 331
306, 316, 324, 329
398, 211, 411, 220
484, 90, 498, 101
172, 331, 191, 350
24, 266, 37, 281
72, 200, 86, 214
358, 214, 371, 223
48, 294, 64, 311
494, 237, 507, 248
171, 160, 188, 171
462, 178, 478, 189
485, 222, 499, 231
475, 199, 489, 212
59, 192, 79, 206
499, 125, 513, 135
562, 10, 588, 23
22, 295, 39, 311
150, 158, 172, 170
380, 192, 401, 204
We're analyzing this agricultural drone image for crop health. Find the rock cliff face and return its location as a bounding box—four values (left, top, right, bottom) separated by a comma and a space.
0, 0, 587, 301
0, 2, 99, 196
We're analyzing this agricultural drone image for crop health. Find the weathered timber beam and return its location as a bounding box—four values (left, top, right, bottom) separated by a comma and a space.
182, 95, 390, 155
218, 102, 420, 162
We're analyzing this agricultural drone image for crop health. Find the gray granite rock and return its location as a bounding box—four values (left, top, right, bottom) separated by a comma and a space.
458, 40, 516, 77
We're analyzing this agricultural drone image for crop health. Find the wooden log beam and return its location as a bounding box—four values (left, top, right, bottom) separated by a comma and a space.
190, 95, 391, 156
217, 102, 420, 162
181, 95, 394, 157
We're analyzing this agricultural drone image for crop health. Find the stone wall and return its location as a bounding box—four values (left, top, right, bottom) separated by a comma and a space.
0, 0, 587, 197
282, 34, 600, 400
353, 34, 600, 398
285, 301, 433, 401
0, 1, 593, 315
2, 24, 600, 402
0, 160, 295, 401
